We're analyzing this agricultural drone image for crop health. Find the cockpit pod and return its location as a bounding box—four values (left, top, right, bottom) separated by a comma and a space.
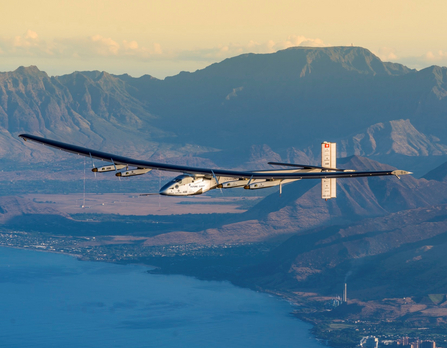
159, 174, 214, 196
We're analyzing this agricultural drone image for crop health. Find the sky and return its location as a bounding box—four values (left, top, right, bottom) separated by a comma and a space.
1, 0, 447, 78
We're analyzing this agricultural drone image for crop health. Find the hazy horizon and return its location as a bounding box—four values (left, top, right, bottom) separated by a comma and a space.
2, 0, 447, 78
1, 45, 444, 80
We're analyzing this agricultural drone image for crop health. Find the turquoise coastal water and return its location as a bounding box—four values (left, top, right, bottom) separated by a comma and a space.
0, 247, 325, 348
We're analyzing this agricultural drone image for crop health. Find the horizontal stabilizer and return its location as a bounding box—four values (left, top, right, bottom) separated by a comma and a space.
268, 162, 349, 172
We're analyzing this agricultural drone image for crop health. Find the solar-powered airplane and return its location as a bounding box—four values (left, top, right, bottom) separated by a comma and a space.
19, 134, 412, 200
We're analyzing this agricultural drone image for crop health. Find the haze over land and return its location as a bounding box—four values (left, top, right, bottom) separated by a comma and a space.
2, 47, 447, 345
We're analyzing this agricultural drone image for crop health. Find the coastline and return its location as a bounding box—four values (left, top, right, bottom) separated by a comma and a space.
0, 244, 83, 259
0, 243, 329, 347
0, 245, 325, 348
2, 238, 446, 348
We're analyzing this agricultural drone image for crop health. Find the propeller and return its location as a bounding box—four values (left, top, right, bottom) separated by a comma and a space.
89, 153, 96, 178
211, 170, 223, 195
111, 158, 121, 181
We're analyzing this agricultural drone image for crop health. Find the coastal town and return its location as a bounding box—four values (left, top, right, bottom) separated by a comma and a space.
360, 336, 436, 348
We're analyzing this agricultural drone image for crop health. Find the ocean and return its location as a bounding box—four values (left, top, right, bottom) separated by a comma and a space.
0, 247, 325, 348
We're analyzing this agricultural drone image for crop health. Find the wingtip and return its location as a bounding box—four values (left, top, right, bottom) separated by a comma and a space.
392, 170, 413, 176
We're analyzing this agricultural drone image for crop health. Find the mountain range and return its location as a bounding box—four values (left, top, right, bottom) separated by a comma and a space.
2, 46, 447, 176
2, 46, 447, 305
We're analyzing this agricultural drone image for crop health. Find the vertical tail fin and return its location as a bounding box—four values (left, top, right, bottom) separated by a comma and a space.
321, 142, 337, 200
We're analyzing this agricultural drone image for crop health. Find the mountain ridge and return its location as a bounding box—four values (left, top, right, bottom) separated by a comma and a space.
1, 47, 447, 165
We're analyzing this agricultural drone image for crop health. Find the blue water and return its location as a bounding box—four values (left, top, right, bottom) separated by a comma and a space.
0, 247, 325, 348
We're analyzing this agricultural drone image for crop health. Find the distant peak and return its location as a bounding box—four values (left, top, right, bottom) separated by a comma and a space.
11, 66, 49, 79
69, 70, 108, 81
339, 155, 395, 171
14, 65, 43, 74
96, 71, 111, 80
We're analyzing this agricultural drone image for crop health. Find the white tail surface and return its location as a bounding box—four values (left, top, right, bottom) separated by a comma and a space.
321, 142, 337, 200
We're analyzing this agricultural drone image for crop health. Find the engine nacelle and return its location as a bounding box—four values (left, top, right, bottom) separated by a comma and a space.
244, 180, 280, 190
116, 168, 152, 177
93, 164, 126, 173
220, 179, 249, 188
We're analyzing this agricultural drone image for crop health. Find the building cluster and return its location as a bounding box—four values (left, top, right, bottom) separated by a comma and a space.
326, 296, 343, 308
360, 336, 379, 348
326, 283, 349, 308
389, 337, 436, 348
361, 336, 437, 348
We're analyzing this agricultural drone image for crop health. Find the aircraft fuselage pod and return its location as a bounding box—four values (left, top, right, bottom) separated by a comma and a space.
160, 175, 216, 196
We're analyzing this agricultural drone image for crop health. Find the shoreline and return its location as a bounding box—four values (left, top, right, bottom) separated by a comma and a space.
0, 244, 83, 259
2, 242, 446, 348
0, 244, 328, 346
0, 244, 323, 348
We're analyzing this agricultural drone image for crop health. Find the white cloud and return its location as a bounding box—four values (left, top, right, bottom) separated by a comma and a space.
123, 40, 139, 50
153, 43, 163, 55
13, 29, 39, 48
177, 35, 327, 61
280, 35, 326, 49
90, 35, 120, 56
0, 30, 163, 59
0, 31, 326, 63
394, 51, 447, 70
367, 47, 447, 70
55, 35, 164, 59
0, 30, 54, 56
425, 50, 447, 62
375, 47, 398, 61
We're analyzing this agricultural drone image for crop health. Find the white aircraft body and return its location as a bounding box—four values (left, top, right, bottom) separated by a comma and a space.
19, 134, 412, 199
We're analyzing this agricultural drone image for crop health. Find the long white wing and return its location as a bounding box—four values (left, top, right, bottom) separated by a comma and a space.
19, 134, 412, 180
